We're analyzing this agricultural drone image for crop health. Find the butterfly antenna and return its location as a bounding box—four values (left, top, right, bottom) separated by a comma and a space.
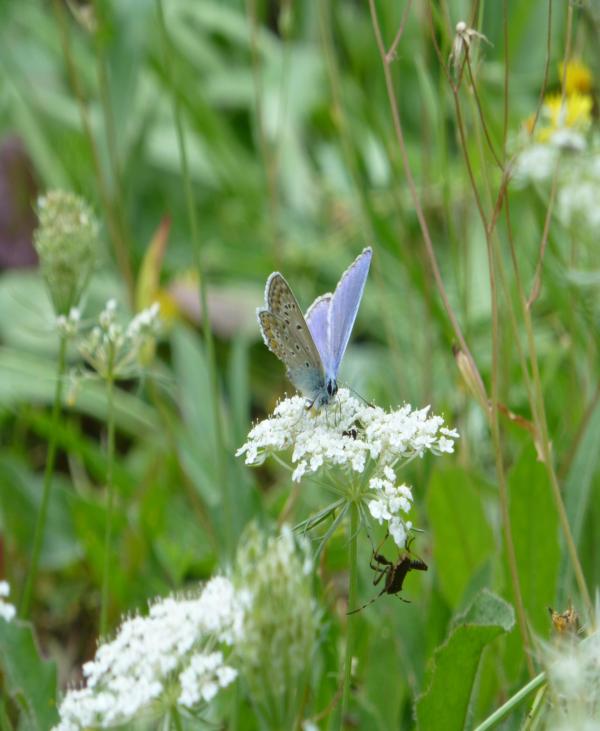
344, 384, 374, 408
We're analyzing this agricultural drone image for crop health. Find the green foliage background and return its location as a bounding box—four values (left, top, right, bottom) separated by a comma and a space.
0, 0, 599, 729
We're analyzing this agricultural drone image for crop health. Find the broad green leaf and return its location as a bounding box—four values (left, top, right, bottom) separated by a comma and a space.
171, 326, 220, 505
563, 402, 600, 590
426, 467, 495, 608
0, 457, 81, 570
508, 448, 560, 637
0, 619, 58, 730
0, 347, 159, 435
416, 590, 515, 731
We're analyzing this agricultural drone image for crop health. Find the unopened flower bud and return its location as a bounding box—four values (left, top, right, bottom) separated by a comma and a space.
235, 524, 318, 726
34, 191, 98, 315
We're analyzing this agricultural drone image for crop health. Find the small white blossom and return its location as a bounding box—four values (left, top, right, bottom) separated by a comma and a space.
178, 651, 237, 707
512, 144, 559, 185
78, 300, 161, 380
56, 307, 81, 338
0, 581, 16, 622
237, 390, 458, 546
551, 129, 587, 151
53, 576, 243, 730
127, 301, 161, 340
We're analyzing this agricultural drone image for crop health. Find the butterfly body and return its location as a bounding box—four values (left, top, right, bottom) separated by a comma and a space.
257, 247, 372, 407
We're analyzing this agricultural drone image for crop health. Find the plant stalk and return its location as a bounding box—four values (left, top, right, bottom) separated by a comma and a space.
100, 372, 116, 636
20, 334, 68, 618
339, 502, 359, 729
473, 672, 546, 731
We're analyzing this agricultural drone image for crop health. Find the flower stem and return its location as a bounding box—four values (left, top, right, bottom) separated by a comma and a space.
20, 334, 67, 618
100, 373, 116, 637
171, 706, 184, 731
473, 672, 546, 731
340, 502, 359, 729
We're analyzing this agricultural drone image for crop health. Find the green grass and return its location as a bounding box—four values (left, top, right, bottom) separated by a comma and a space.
1, 0, 600, 729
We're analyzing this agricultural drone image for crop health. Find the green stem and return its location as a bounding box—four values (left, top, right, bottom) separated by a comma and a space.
339, 502, 359, 729
155, 0, 232, 559
100, 373, 116, 637
20, 334, 68, 618
473, 672, 546, 731
171, 706, 184, 731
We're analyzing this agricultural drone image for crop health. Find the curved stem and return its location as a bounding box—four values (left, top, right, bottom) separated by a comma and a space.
339, 502, 358, 729
20, 334, 68, 618
100, 373, 116, 636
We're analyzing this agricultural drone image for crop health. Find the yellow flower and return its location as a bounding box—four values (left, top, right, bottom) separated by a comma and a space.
559, 59, 593, 95
536, 92, 592, 141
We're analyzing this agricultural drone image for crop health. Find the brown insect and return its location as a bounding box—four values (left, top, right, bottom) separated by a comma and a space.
347, 533, 428, 615
548, 602, 580, 636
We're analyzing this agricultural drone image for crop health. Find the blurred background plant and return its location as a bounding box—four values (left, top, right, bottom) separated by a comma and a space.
1, 0, 600, 729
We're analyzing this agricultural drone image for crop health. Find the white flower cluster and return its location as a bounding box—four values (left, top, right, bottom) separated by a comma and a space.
513, 141, 600, 235
237, 390, 458, 546
178, 651, 237, 707
54, 577, 244, 731
0, 581, 16, 622
556, 151, 600, 232
78, 299, 160, 380
368, 467, 414, 547
56, 307, 81, 338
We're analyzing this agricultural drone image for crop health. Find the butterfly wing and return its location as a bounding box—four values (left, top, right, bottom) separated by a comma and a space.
257, 273, 326, 399
328, 247, 372, 377
305, 293, 333, 373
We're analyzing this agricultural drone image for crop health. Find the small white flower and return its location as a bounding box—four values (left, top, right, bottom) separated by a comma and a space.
551, 129, 587, 151
512, 144, 559, 185
0, 581, 16, 622
178, 651, 237, 707
56, 307, 81, 338
78, 300, 161, 380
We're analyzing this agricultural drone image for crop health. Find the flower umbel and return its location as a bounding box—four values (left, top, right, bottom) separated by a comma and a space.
34, 191, 98, 315
78, 299, 161, 380
237, 389, 458, 546
53, 576, 242, 730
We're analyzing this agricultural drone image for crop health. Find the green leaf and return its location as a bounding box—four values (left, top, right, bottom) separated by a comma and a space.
0, 346, 159, 435
0, 457, 81, 571
171, 326, 220, 505
426, 467, 495, 608
508, 448, 560, 636
416, 590, 515, 731
564, 402, 600, 585
0, 619, 58, 730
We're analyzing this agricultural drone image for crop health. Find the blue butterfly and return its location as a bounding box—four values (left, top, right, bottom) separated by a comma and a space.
257, 247, 372, 408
